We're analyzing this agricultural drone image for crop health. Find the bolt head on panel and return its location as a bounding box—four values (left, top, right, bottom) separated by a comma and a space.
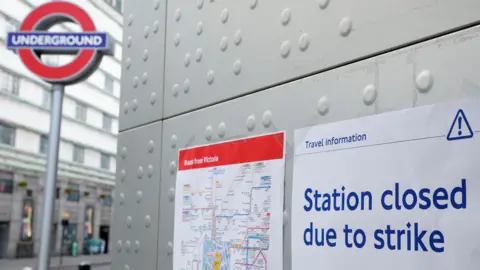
234, 29, 242, 46
170, 161, 177, 174
339, 17, 353, 36
125, 58, 131, 70
318, 0, 330, 9
172, 84, 180, 97
317, 96, 330, 115
220, 9, 229, 23
299, 33, 310, 51
196, 22, 203, 36
233, 60, 242, 75
220, 37, 229, 51
121, 147, 128, 158
124, 240, 131, 252
218, 122, 226, 137
116, 240, 122, 252
154, 0, 160, 10
168, 187, 175, 201
280, 41, 291, 58
247, 115, 256, 131
143, 49, 149, 61
183, 78, 191, 93
362, 84, 377, 105
145, 215, 151, 228
144, 26, 150, 38
120, 169, 126, 181
134, 241, 140, 252
197, 0, 204, 9
127, 14, 133, 26
207, 70, 215, 84
262, 110, 273, 127
147, 165, 154, 178
174, 33, 181, 46
153, 21, 160, 33
171, 135, 178, 148
137, 190, 143, 202
184, 53, 192, 67
132, 99, 138, 111
205, 125, 213, 140
416, 70, 433, 93
168, 241, 173, 255
250, 0, 258, 9
175, 8, 182, 21
150, 92, 157, 105
196, 48, 203, 62
127, 36, 132, 48
137, 166, 144, 179
281, 8, 291, 25
142, 72, 148, 84
148, 140, 155, 153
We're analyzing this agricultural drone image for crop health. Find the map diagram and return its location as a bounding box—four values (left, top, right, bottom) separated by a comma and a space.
173, 133, 285, 270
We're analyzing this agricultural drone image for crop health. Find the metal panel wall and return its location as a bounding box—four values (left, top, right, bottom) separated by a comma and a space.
163, 0, 480, 117
119, 0, 167, 131
111, 121, 163, 270
113, 0, 480, 269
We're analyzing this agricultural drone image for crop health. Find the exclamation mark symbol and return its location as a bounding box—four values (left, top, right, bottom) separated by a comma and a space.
458, 116, 463, 136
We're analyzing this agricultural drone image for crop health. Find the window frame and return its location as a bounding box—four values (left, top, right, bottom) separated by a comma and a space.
75, 102, 87, 122
0, 69, 20, 96
102, 113, 113, 132
100, 153, 110, 170
39, 134, 49, 154
0, 122, 15, 146
72, 145, 85, 164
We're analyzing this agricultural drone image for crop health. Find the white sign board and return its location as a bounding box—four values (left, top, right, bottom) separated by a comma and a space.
292, 98, 480, 269
173, 132, 285, 270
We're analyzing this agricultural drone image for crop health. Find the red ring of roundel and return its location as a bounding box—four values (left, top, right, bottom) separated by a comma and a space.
18, 2, 96, 82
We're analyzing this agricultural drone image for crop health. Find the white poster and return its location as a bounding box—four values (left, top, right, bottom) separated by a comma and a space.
292, 98, 480, 269
173, 132, 286, 270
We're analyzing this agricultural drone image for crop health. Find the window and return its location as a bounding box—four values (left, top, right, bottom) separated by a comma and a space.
73, 145, 84, 163
0, 123, 15, 146
42, 89, 51, 109
0, 69, 19, 96
75, 102, 87, 122
104, 75, 114, 94
0, 179, 13, 194
56, 187, 60, 199
1, 14, 19, 44
39, 135, 49, 154
103, 0, 123, 13
101, 195, 113, 206
67, 188, 80, 202
101, 153, 110, 170
102, 113, 112, 131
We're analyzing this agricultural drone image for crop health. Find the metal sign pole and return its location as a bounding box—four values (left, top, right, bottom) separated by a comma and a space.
37, 84, 64, 270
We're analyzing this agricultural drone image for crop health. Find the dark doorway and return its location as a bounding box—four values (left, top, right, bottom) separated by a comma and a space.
99, 225, 109, 253
0, 222, 9, 258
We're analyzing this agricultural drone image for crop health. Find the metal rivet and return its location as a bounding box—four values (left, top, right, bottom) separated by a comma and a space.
153, 21, 160, 33
281, 8, 291, 25
262, 110, 272, 127
142, 72, 148, 84
127, 36, 132, 48
116, 240, 122, 252
205, 125, 213, 140
124, 265, 130, 270
170, 161, 177, 174
197, 0, 204, 9
247, 115, 256, 131
280, 41, 291, 58
195, 48, 203, 62
339, 17, 353, 37
125, 58, 131, 70
183, 78, 191, 93
184, 53, 191, 67
362, 84, 377, 105
317, 0, 330, 9
143, 49, 149, 61
196, 22, 203, 36
127, 14, 133, 26
120, 169, 126, 182
147, 165, 154, 178
234, 29, 242, 46
207, 70, 215, 85
174, 33, 181, 46
172, 84, 180, 97
171, 135, 178, 148
317, 96, 330, 116
175, 8, 182, 21
145, 215, 151, 228
220, 36, 228, 51
299, 33, 310, 51
154, 0, 160, 10
233, 60, 242, 75
220, 9, 229, 23
133, 76, 139, 88
137, 166, 144, 179
283, 210, 288, 226
148, 140, 155, 153
132, 99, 138, 111
416, 70, 433, 93
134, 241, 140, 252
150, 92, 157, 105
167, 241, 173, 255
121, 147, 127, 158
124, 240, 131, 252
136, 190, 143, 203
119, 193, 125, 204
168, 188, 175, 202
218, 122, 226, 138
250, 0, 258, 9
144, 26, 150, 38
126, 216, 132, 228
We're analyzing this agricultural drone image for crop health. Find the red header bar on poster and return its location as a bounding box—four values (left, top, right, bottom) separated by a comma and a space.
178, 132, 285, 171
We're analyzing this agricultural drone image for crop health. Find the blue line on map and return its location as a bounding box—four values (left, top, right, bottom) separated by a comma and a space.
216, 186, 271, 219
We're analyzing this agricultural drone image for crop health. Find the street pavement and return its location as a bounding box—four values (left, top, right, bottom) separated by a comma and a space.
0, 254, 111, 270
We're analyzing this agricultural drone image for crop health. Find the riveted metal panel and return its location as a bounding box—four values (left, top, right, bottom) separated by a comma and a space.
119, 0, 166, 131
159, 26, 480, 269
111, 121, 163, 270
163, 0, 480, 117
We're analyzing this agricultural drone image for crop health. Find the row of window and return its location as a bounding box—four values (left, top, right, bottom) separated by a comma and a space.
104, 0, 124, 13
0, 122, 113, 170
0, 68, 116, 133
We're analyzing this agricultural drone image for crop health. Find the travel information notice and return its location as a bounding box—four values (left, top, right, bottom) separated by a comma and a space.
173, 132, 285, 270
292, 98, 480, 269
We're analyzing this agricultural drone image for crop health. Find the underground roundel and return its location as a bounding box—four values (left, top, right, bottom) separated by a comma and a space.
6, 1, 114, 85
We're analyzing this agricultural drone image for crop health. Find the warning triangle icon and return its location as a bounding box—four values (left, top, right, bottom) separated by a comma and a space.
446, 109, 474, 141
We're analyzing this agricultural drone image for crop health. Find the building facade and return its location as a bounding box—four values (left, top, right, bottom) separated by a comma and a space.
0, 0, 123, 258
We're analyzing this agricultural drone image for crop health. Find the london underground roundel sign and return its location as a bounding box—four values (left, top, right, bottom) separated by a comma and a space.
6, 1, 113, 85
